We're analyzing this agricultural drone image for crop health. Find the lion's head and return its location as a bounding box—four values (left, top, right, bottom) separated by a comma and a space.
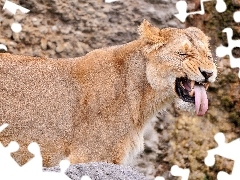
139, 20, 217, 115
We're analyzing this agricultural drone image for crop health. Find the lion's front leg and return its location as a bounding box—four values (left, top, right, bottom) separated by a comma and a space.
68, 131, 135, 164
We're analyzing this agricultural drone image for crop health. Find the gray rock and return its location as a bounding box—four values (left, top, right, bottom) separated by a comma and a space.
43, 162, 147, 180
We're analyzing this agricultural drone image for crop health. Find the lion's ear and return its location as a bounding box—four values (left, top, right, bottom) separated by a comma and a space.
138, 19, 171, 46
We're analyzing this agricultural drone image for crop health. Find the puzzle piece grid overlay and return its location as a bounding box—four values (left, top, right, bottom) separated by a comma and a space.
156, 0, 240, 179
175, 0, 240, 77
0, 0, 240, 180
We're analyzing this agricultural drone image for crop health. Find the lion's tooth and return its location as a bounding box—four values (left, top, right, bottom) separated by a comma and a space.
190, 80, 195, 89
180, 81, 185, 89
205, 82, 210, 90
189, 89, 195, 97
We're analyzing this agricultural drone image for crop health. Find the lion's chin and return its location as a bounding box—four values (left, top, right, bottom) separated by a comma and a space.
174, 98, 196, 114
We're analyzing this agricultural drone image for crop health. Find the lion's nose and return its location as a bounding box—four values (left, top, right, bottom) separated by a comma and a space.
200, 69, 213, 81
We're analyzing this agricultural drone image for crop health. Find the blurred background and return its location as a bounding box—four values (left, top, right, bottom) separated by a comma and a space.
0, 0, 239, 179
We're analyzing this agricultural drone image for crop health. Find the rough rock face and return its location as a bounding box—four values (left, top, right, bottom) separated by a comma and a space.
0, 0, 239, 180
44, 162, 147, 180
186, 0, 240, 51
0, 0, 182, 58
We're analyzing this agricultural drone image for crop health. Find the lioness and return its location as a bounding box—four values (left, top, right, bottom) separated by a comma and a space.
0, 20, 217, 166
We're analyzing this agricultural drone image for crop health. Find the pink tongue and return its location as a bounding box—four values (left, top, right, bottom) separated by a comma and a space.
194, 85, 208, 116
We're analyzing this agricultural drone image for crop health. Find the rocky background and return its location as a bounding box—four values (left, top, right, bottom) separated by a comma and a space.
0, 0, 240, 180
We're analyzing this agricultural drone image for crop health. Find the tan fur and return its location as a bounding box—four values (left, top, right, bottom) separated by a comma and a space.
0, 20, 217, 166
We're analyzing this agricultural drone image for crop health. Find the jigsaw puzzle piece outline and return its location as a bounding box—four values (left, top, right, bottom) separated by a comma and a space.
154, 176, 165, 180
205, 132, 240, 180
2, 0, 30, 33
175, 0, 226, 22
0, 124, 71, 180
215, 0, 227, 13
233, 11, 240, 22
154, 165, 190, 180
216, 28, 240, 77
217, 161, 240, 180
3, 0, 30, 14
171, 165, 190, 180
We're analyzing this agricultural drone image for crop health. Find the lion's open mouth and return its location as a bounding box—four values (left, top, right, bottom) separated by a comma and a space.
175, 77, 210, 116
